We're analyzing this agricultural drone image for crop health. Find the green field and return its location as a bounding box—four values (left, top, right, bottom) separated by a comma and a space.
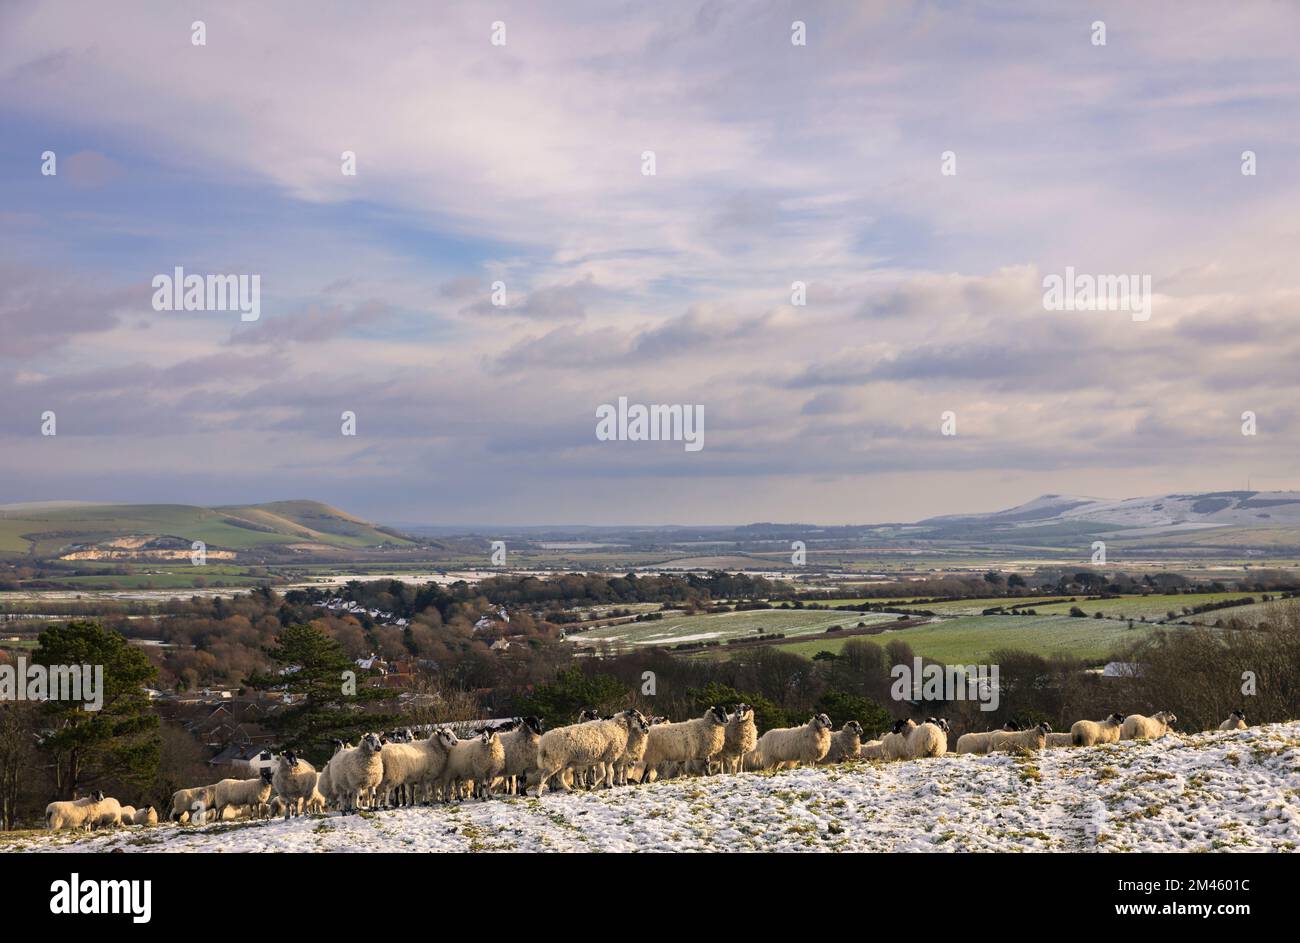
1025, 592, 1261, 621
568, 608, 897, 648
0, 500, 412, 557
774, 613, 1164, 663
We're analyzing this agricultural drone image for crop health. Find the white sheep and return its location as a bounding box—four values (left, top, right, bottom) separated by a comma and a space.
1045, 732, 1074, 747
879, 719, 917, 761
45, 792, 116, 832
822, 720, 864, 764
90, 795, 123, 830
748, 713, 833, 770
441, 729, 506, 800
1219, 709, 1247, 731
859, 739, 884, 759
989, 721, 1051, 752
717, 704, 758, 774
133, 806, 159, 827
535, 709, 646, 794
1070, 712, 1125, 746
614, 714, 651, 785
640, 706, 728, 780
955, 722, 1019, 755
325, 732, 385, 814
496, 717, 544, 795
271, 750, 319, 820
169, 785, 215, 823
1120, 711, 1177, 740
119, 805, 137, 826
379, 728, 458, 806
213, 769, 275, 820
906, 718, 948, 758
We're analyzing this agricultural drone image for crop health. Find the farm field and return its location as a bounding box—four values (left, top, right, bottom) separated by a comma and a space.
1027, 592, 1263, 620
10, 723, 1296, 853
567, 608, 896, 648
771, 613, 1160, 663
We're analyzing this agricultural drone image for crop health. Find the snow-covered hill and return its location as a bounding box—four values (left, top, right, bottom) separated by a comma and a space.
923, 490, 1300, 532
9, 723, 1298, 853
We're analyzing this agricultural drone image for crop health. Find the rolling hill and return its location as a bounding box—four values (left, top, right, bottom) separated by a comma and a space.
914, 490, 1300, 550
0, 500, 415, 559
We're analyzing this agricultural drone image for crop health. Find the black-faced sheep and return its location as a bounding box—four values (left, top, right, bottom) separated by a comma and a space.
46, 792, 113, 832
1120, 711, 1177, 740
717, 704, 759, 773
497, 717, 544, 795
441, 729, 506, 800
748, 713, 833, 770
989, 721, 1051, 752
535, 709, 646, 794
823, 720, 864, 763
213, 768, 275, 820
641, 706, 728, 780
272, 750, 318, 820
326, 732, 385, 813
907, 718, 948, 758
1219, 709, 1247, 731
1070, 712, 1125, 746
955, 721, 1019, 755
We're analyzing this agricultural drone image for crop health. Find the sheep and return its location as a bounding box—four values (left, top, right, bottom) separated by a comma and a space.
271, 750, 319, 820
1045, 732, 1074, 747
906, 718, 948, 758
1070, 712, 1125, 746
119, 805, 137, 826
133, 806, 158, 827
748, 713, 833, 770
989, 721, 1051, 752
496, 717, 544, 795
213, 768, 275, 820
717, 704, 758, 774
955, 721, 1020, 755
45, 792, 114, 832
534, 709, 647, 794
879, 719, 917, 761
325, 732, 385, 814
641, 706, 729, 780
441, 729, 506, 801
170, 785, 215, 823
1219, 709, 1247, 731
1120, 711, 1177, 741
614, 713, 651, 786
379, 728, 459, 807
859, 739, 884, 759
822, 720, 864, 764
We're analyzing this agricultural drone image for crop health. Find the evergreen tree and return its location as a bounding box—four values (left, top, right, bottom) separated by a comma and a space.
246, 624, 396, 765
515, 667, 628, 724
33, 621, 159, 800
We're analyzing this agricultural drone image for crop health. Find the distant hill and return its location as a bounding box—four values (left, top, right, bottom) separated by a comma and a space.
0, 500, 415, 560
914, 490, 1300, 550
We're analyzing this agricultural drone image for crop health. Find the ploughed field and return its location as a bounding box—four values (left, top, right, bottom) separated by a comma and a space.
8, 723, 1297, 853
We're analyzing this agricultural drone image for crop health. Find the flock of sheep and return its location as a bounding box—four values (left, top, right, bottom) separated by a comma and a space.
43, 704, 1249, 832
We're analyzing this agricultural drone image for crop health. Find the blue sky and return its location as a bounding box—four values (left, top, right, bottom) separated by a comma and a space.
2, 1, 1299, 525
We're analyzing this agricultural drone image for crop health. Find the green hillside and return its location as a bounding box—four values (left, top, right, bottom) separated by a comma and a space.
0, 501, 414, 558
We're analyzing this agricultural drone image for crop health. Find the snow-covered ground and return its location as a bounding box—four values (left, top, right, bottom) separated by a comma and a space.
9, 723, 1298, 853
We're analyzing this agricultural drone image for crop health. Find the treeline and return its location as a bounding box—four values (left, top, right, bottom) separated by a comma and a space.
798, 567, 1300, 602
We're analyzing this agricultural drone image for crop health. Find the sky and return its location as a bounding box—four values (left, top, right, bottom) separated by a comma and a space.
2, 1, 1299, 526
